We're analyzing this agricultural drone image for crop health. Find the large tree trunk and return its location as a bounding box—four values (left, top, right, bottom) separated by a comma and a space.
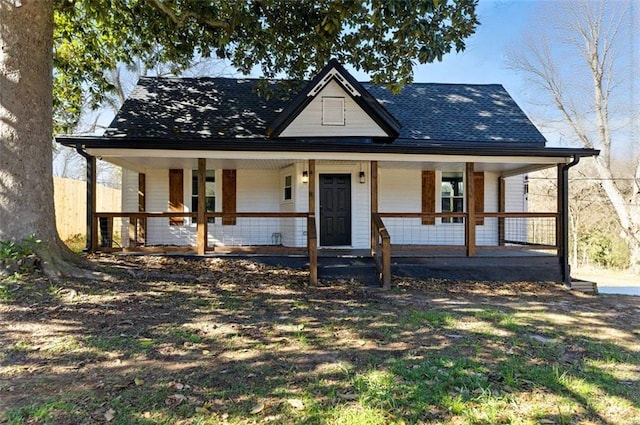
0, 0, 91, 279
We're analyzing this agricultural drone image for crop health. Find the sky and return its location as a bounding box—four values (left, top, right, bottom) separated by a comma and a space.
84, 0, 638, 154
350, 0, 538, 88
382, 0, 639, 155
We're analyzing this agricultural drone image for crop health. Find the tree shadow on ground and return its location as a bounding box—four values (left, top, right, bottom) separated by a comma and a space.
1, 255, 638, 424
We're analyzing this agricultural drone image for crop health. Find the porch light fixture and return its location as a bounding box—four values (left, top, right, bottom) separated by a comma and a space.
359, 171, 366, 184
302, 170, 309, 184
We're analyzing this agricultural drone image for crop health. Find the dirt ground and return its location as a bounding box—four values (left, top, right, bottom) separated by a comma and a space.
573, 267, 639, 287
1, 255, 639, 424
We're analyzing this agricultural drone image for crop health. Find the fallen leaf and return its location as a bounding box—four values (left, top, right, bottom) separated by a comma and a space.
134, 377, 145, 386
174, 382, 184, 390
104, 408, 115, 422
164, 394, 186, 406
287, 398, 304, 410
250, 402, 265, 414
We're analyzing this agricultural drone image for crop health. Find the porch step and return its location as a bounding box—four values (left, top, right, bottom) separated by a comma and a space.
570, 279, 598, 294
317, 257, 380, 286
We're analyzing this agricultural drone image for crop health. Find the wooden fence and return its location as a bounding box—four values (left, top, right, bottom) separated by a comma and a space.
54, 177, 121, 240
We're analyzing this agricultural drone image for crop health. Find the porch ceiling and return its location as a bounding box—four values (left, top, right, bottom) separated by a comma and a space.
99, 156, 297, 172
96, 153, 561, 175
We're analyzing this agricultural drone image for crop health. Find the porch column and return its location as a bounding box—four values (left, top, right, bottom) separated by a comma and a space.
370, 161, 378, 213
465, 162, 476, 256
556, 164, 564, 260
498, 176, 505, 246
197, 158, 207, 255
138, 173, 146, 245
308, 159, 317, 285
308, 160, 316, 214
88, 156, 97, 252
370, 161, 378, 255
557, 163, 569, 285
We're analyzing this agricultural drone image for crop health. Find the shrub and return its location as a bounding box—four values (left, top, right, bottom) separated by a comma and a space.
0, 236, 41, 277
579, 230, 630, 270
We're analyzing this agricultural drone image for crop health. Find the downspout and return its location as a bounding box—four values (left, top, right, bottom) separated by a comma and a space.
560, 154, 581, 286
75, 143, 95, 253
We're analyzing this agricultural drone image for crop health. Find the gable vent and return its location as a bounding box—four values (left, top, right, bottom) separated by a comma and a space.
322, 97, 345, 126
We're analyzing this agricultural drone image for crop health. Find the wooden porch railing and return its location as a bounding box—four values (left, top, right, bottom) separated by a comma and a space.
371, 213, 391, 289
93, 211, 318, 284
94, 212, 197, 251
377, 212, 560, 250
307, 215, 317, 285
372, 211, 560, 289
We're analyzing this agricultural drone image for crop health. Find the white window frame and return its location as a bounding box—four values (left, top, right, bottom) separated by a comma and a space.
440, 171, 465, 224
282, 174, 293, 202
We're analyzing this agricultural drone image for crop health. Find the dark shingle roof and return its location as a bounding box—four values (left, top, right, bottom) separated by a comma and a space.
105, 78, 286, 139
366, 83, 545, 144
105, 76, 546, 145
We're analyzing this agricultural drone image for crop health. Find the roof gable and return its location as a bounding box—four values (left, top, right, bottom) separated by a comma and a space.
267, 59, 401, 140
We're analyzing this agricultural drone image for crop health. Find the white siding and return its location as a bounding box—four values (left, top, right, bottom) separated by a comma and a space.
476, 171, 499, 246
378, 168, 501, 246
278, 164, 307, 247
126, 168, 308, 248
503, 174, 528, 244
505, 174, 527, 212
280, 80, 388, 138
145, 169, 191, 246
119, 163, 515, 249
209, 169, 283, 247
121, 168, 138, 212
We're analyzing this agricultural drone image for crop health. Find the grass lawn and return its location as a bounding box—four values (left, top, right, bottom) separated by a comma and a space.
1, 255, 639, 424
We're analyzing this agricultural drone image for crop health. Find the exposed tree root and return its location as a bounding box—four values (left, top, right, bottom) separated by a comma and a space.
36, 240, 112, 281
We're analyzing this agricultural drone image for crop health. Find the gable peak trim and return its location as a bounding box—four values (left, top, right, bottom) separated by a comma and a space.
309, 68, 360, 98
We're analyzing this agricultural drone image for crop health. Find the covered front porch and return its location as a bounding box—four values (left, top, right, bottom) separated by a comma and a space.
79, 151, 574, 287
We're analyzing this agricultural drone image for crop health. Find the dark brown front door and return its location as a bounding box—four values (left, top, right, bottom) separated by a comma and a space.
319, 174, 351, 246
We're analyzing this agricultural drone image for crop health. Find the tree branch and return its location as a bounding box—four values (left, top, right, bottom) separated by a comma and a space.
147, 0, 231, 30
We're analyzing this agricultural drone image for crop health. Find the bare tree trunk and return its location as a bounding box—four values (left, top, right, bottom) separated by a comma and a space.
507, 0, 640, 273
0, 0, 93, 279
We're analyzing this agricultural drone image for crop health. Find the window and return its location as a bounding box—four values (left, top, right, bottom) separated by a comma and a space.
322, 96, 345, 125
441, 172, 464, 223
283, 175, 292, 201
191, 169, 216, 223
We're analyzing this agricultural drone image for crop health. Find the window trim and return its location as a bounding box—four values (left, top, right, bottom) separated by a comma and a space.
440, 172, 465, 224
282, 174, 293, 202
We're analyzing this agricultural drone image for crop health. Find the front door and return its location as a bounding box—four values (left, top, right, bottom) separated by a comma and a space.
319, 174, 351, 246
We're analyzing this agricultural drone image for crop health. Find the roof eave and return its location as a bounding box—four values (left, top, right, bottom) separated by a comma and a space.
56, 135, 599, 159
